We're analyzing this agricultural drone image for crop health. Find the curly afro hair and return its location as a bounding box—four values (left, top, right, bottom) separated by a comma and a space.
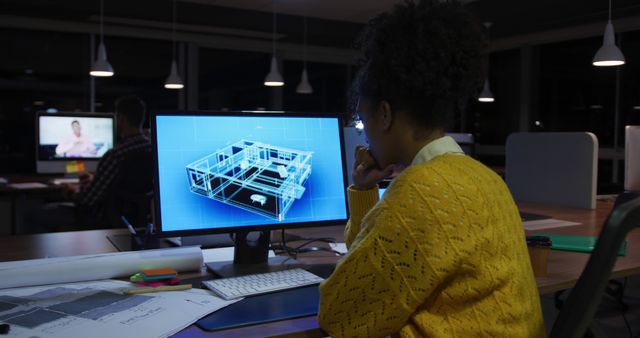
351, 0, 485, 129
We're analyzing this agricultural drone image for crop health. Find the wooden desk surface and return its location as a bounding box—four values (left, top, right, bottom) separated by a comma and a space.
519, 200, 640, 294
0, 200, 637, 337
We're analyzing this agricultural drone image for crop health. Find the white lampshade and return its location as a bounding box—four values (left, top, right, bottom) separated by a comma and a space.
478, 79, 494, 102
296, 68, 313, 94
164, 60, 184, 89
593, 20, 625, 66
264, 56, 284, 87
90, 42, 114, 77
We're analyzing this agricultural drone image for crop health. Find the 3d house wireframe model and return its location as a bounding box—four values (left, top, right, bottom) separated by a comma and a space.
186, 140, 313, 221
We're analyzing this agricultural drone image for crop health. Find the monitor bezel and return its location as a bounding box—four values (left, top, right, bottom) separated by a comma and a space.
35, 111, 117, 162
151, 110, 350, 237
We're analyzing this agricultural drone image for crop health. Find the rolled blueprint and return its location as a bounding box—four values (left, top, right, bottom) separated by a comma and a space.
0, 246, 202, 289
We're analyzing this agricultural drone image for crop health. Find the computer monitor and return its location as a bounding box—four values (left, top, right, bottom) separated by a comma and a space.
152, 111, 349, 276
625, 126, 640, 192
342, 127, 367, 186
36, 112, 116, 174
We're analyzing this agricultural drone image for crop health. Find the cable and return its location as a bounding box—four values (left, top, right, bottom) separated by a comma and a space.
99, 0, 104, 43
271, 228, 341, 258
171, 0, 176, 60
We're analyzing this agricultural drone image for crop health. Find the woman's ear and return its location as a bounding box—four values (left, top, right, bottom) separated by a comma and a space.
379, 100, 394, 131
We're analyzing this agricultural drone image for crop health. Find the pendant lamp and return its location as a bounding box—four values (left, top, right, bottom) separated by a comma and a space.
90, 0, 114, 77
478, 22, 494, 103
296, 16, 313, 94
592, 0, 625, 66
165, 0, 184, 89
264, 1, 284, 87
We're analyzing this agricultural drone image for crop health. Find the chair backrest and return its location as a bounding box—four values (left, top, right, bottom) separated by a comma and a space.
103, 146, 154, 228
549, 197, 640, 338
506, 132, 598, 209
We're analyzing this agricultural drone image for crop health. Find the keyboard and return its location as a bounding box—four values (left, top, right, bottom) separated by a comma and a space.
202, 268, 324, 300
51, 178, 80, 185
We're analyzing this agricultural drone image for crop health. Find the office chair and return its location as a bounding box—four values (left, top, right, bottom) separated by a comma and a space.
549, 197, 640, 338
103, 148, 154, 229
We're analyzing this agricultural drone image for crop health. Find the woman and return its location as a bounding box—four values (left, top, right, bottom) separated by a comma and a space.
318, 1, 545, 337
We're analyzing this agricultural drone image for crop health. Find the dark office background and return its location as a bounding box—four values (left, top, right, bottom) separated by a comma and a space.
1, 0, 640, 193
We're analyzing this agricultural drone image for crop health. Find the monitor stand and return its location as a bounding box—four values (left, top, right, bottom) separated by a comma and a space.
206, 230, 303, 278
165, 234, 235, 249
166, 232, 306, 249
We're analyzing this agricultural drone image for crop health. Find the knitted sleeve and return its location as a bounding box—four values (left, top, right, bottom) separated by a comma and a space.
344, 185, 379, 248
318, 170, 474, 338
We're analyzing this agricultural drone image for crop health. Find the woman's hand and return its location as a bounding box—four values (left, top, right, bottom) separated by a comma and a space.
79, 173, 94, 188
352, 145, 394, 191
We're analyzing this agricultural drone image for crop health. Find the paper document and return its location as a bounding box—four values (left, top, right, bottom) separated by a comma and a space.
329, 243, 348, 255
8, 182, 48, 189
523, 218, 581, 231
0, 279, 239, 338
202, 247, 275, 263
0, 247, 202, 289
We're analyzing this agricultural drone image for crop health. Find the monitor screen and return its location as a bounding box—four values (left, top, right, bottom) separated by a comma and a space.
37, 113, 115, 160
153, 111, 349, 235
625, 125, 640, 192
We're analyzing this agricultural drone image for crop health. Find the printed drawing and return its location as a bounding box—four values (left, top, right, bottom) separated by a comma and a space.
186, 140, 313, 221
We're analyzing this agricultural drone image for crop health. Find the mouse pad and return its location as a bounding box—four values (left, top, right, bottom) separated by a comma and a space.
196, 285, 320, 331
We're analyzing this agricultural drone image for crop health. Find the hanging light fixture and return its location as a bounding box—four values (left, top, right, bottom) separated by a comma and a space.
165, 0, 184, 89
478, 79, 495, 103
478, 22, 494, 103
90, 0, 114, 77
264, 1, 284, 87
593, 0, 625, 66
296, 16, 313, 94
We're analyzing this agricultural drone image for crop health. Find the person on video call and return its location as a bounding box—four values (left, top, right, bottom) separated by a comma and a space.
55, 120, 96, 157
28, 95, 152, 231
318, 1, 544, 337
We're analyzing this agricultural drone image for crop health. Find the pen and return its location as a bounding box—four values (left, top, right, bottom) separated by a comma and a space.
122, 216, 137, 235
124, 284, 192, 295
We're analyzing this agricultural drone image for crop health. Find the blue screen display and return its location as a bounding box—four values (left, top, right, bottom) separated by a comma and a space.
155, 114, 348, 232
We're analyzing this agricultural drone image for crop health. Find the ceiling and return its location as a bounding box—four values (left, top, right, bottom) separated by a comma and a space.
2, 0, 640, 46
1, 0, 640, 72
178, 0, 408, 23
177, 0, 478, 23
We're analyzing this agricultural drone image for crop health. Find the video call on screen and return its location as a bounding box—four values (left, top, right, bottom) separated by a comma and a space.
38, 116, 114, 160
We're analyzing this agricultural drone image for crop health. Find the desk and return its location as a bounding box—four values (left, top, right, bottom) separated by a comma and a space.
0, 174, 65, 235
520, 200, 640, 294
0, 201, 638, 337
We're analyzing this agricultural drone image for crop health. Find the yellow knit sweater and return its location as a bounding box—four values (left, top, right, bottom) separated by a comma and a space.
318, 154, 545, 338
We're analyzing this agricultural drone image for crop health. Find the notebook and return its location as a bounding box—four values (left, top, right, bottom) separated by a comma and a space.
534, 233, 627, 256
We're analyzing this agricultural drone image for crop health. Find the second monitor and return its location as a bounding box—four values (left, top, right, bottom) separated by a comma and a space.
36, 112, 116, 174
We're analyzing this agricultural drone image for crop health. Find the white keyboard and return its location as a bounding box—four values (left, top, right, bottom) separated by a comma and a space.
51, 178, 80, 185
202, 268, 324, 300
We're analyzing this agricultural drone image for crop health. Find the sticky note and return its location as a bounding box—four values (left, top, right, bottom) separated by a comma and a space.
66, 161, 86, 173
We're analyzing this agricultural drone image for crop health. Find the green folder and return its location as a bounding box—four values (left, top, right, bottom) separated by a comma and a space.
534, 233, 627, 257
